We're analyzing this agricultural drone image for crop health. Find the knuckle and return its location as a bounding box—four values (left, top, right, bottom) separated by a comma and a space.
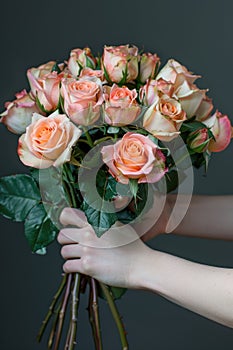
81, 255, 92, 274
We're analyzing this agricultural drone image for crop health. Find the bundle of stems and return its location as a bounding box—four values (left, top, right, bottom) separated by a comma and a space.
37, 273, 128, 350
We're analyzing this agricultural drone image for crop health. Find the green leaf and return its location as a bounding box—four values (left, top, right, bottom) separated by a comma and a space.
86, 55, 95, 69
98, 285, 127, 300
0, 174, 41, 221
24, 203, 58, 252
118, 64, 128, 86
51, 62, 61, 74
103, 64, 113, 84
107, 126, 120, 134
81, 200, 117, 237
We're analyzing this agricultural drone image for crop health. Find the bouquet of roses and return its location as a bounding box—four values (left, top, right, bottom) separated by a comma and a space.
0, 44, 232, 350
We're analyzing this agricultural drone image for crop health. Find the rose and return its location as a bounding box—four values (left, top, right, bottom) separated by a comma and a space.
139, 79, 174, 106
61, 77, 103, 126
80, 67, 105, 81
0, 90, 41, 134
102, 45, 139, 83
203, 111, 232, 152
18, 110, 82, 168
187, 128, 211, 153
27, 61, 68, 112
143, 94, 186, 141
139, 52, 160, 83
156, 59, 213, 119
101, 132, 167, 184
68, 47, 96, 77
103, 84, 141, 126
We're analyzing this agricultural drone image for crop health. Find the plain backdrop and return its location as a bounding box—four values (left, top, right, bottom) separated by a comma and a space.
0, 0, 233, 349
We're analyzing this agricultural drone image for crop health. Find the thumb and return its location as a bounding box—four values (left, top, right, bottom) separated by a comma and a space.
60, 207, 88, 228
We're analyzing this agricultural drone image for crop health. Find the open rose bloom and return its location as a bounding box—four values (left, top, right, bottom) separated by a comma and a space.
0, 43, 232, 350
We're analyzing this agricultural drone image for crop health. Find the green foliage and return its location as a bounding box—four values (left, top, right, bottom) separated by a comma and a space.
24, 203, 58, 252
81, 199, 117, 237
0, 173, 59, 252
0, 174, 41, 221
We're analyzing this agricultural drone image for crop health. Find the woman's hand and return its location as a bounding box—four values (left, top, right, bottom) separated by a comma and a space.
57, 207, 153, 289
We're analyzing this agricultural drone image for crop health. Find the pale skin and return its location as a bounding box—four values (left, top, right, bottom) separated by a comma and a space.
57, 194, 233, 328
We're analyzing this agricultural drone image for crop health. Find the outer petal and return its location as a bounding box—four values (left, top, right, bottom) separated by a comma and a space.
18, 134, 53, 168
208, 115, 232, 152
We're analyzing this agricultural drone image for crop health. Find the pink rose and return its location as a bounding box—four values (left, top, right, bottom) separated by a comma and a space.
80, 67, 105, 81
156, 59, 213, 119
102, 45, 139, 83
18, 110, 81, 168
101, 132, 167, 184
104, 84, 141, 126
61, 77, 103, 126
187, 128, 210, 153
0, 90, 41, 134
139, 52, 160, 83
143, 95, 186, 141
203, 111, 232, 152
68, 47, 96, 77
27, 61, 68, 112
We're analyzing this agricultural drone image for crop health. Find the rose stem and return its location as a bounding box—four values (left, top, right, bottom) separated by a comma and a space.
68, 273, 82, 350
64, 322, 72, 350
83, 127, 94, 148
37, 274, 67, 343
89, 278, 103, 350
47, 301, 62, 349
53, 273, 73, 350
99, 282, 128, 350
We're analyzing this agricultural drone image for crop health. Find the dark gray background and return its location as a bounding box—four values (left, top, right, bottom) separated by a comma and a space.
1, 0, 233, 349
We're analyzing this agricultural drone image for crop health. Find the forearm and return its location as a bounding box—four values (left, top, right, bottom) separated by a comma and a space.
135, 249, 233, 328
168, 195, 233, 240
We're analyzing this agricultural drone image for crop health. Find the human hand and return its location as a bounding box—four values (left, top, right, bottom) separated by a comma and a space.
57, 208, 153, 289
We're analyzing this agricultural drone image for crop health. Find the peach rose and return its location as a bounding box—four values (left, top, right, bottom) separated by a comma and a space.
61, 77, 103, 126
203, 111, 232, 152
0, 90, 41, 134
18, 110, 82, 168
139, 52, 160, 83
139, 79, 174, 106
27, 62, 68, 112
101, 132, 167, 184
143, 95, 186, 141
68, 47, 96, 77
156, 59, 213, 119
102, 45, 139, 83
104, 84, 141, 126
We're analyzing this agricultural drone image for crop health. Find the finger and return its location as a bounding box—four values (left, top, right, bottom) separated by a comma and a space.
63, 259, 83, 274
61, 244, 84, 259
60, 207, 88, 228
57, 227, 94, 245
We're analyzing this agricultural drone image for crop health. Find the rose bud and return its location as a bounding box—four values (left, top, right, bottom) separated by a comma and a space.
18, 110, 82, 169
187, 128, 210, 153
102, 45, 139, 83
0, 90, 41, 134
101, 132, 167, 184
104, 84, 141, 126
139, 52, 160, 83
68, 47, 96, 77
